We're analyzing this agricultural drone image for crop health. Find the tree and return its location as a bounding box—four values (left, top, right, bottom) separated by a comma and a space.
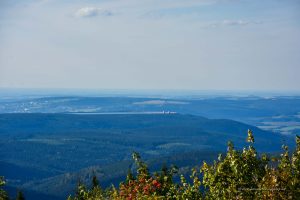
92, 176, 99, 188
0, 176, 9, 200
67, 130, 300, 200
16, 190, 25, 200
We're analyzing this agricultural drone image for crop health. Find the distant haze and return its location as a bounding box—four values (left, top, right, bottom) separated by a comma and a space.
0, 0, 300, 90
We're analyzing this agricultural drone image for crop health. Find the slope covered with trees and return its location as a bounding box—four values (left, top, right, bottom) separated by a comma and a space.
66, 130, 300, 200
2, 113, 291, 199
1, 130, 299, 199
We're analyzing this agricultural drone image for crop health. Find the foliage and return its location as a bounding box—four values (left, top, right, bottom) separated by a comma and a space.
16, 191, 25, 200
2, 130, 300, 199
0, 178, 26, 200
67, 130, 300, 199
67, 182, 104, 200
0, 112, 288, 200
0, 176, 9, 200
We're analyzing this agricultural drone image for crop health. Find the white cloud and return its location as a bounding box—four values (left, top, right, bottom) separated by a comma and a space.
75, 7, 112, 18
209, 20, 263, 27
223, 20, 250, 26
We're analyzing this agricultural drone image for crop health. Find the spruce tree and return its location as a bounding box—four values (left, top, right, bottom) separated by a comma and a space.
16, 190, 25, 200
92, 176, 99, 188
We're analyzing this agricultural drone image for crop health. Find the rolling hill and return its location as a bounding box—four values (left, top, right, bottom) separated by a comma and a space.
0, 113, 292, 199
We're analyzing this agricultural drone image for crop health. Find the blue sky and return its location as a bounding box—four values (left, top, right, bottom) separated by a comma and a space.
0, 0, 299, 91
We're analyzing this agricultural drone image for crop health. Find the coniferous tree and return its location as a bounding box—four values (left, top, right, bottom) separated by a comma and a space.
92, 176, 99, 188
16, 190, 25, 200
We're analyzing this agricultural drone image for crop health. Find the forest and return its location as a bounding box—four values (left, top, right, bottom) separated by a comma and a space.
1, 130, 299, 200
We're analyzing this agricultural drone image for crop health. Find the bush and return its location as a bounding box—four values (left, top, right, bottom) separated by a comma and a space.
2, 130, 299, 199
68, 130, 300, 199
0, 176, 9, 200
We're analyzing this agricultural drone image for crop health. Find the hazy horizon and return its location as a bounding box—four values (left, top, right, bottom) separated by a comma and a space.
1, 87, 300, 99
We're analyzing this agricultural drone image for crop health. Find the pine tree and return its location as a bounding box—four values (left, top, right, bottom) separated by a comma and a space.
16, 190, 25, 200
92, 176, 99, 188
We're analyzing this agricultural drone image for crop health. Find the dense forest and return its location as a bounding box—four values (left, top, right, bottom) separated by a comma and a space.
1, 130, 299, 200
1, 113, 291, 199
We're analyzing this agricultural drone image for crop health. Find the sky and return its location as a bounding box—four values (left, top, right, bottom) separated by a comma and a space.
0, 0, 299, 91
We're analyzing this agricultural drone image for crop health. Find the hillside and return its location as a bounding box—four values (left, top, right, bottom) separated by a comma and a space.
0, 113, 291, 199
1, 96, 300, 135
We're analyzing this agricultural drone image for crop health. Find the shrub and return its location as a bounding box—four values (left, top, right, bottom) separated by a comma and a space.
0, 176, 9, 200
2, 130, 300, 199
68, 130, 300, 199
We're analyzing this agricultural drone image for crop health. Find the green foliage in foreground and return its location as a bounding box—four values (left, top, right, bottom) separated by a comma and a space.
1, 130, 300, 200
0, 176, 9, 200
67, 130, 300, 200
0, 177, 25, 200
